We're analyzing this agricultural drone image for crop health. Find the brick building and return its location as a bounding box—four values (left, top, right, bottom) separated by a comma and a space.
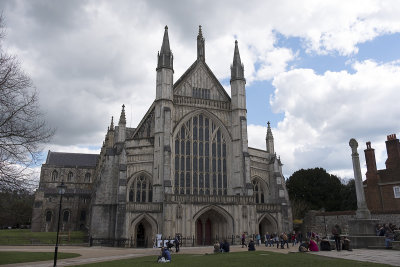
364, 134, 400, 211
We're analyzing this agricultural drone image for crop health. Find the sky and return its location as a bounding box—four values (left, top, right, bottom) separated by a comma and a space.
1, 0, 400, 181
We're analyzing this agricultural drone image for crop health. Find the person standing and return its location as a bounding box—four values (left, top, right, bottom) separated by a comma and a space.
265, 232, 271, 247
241, 232, 247, 248
174, 235, 180, 252
291, 231, 296, 246
332, 224, 342, 251
256, 233, 261, 246
297, 231, 303, 244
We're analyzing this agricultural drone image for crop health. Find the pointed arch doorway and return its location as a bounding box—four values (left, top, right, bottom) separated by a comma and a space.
195, 208, 230, 245
131, 216, 155, 248
259, 214, 278, 236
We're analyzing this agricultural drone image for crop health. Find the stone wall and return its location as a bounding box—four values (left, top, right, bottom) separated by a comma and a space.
303, 210, 400, 236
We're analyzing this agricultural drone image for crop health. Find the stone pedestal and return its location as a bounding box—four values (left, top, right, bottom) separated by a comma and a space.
348, 219, 379, 236
349, 236, 385, 249
348, 218, 380, 248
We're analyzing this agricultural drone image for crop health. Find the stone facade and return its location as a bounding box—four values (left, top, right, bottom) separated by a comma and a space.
32, 26, 292, 246
364, 134, 400, 211
31, 151, 98, 232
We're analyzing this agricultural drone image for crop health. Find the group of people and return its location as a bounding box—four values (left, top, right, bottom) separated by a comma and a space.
213, 240, 230, 253
299, 225, 352, 252
263, 231, 303, 248
376, 223, 398, 248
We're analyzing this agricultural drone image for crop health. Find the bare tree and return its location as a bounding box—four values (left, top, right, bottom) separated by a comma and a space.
0, 16, 54, 191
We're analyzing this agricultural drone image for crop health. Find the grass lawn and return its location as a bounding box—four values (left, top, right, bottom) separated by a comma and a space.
0, 251, 80, 265
0, 229, 87, 245
75, 251, 390, 267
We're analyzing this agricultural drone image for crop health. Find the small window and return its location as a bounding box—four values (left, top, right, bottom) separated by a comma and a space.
394, 186, 400, 198
67, 172, 73, 182
63, 210, 70, 222
52, 170, 58, 181
46, 211, 52, 222
85, 173, 91, 183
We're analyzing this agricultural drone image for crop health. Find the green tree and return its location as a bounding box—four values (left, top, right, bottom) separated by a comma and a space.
0, 189, 34, 228
340, 179, 357, 210
286, 168, 344, 218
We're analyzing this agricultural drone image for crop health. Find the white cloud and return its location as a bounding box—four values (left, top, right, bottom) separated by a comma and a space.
266, 60, 400, 177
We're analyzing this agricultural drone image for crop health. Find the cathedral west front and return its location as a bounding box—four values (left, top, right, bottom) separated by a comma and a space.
31, 26, 292, 247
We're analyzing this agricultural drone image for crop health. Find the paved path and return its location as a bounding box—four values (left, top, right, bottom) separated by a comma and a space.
310, 249, 400, 266
0, 245, 399, 266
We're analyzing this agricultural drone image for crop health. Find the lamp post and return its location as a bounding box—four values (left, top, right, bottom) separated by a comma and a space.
53, 181, 66, 267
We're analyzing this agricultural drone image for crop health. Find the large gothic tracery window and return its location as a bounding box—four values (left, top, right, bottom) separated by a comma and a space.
174, 114, 227, 195
129, 175, 153, 202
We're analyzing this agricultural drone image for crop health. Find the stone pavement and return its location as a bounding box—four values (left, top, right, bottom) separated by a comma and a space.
0, 244, 399, 266
310, 249, 400, 266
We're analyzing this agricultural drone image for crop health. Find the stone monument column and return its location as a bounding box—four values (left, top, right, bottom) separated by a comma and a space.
348, 139, 379, 248
349, 138, 371, 219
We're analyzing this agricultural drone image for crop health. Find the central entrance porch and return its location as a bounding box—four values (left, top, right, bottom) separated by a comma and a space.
194, 206, 232, 245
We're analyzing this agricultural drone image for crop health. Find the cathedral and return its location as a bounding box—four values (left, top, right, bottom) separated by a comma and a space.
31, 26, 292, 247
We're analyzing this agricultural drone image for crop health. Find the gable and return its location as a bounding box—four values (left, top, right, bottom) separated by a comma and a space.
173, 60, 230, 102
130, 103, 155, 140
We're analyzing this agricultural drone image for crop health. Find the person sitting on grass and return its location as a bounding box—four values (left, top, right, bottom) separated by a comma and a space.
220, 240, 230, 253
214, 241, 220, 253
298, 241, 309, 252
157, 246, 171, 263
248, 239, 256, 251
308, 238, 319, 252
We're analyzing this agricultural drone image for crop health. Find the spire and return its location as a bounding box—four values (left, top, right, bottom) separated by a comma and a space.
161, 25, 170, 53
230, 40, 245, 82
266, 121, 274, 154
109, 116, 114, 131
197, 25, 205, 61
157, 25, 173, 70
119, 104, 126, 125
267, 121, 273, 138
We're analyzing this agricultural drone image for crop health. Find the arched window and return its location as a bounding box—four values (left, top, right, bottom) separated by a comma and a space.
129, 175, 152, 202
174, 114, 227, 195
67, 172, 73, 182
51, 170, 58, 181
252, 179, 265, 204
63, 210, 70, 222
45, 211, 52, 222
84, 173, 91, 182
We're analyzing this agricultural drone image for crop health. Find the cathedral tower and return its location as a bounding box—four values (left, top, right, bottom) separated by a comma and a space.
154, 26, 174, 205
230, 40, 251, 195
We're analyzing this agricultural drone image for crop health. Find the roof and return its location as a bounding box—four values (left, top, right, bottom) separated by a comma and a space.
173, 59, 231, 101
45, 151, 99, 167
